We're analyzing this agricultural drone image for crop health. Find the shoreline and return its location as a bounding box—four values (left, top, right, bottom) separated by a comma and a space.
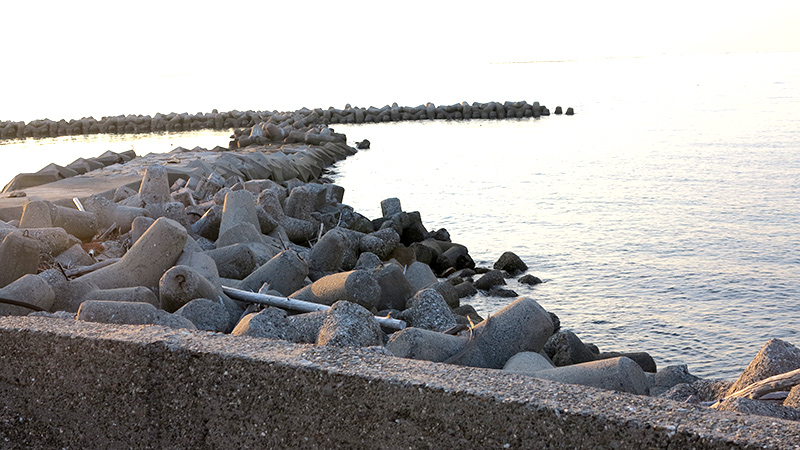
0, 105, 797, 447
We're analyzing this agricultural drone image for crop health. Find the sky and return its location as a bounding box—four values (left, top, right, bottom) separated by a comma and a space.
1, 0, 799, 120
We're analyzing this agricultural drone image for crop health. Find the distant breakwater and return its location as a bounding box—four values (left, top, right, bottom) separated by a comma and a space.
0, 101, 574, 141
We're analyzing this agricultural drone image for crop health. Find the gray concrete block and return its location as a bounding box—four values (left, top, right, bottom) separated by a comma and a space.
76, 300, 196, 330
726, 338, 800, 396
232, 307, 298, 341
0, 274, 55, 315
238, 250, 308, 296
386, 327, 467, 362
0, 231, 40, 288
290, 270, 380, 310
78, 218, 187, 293
18, 200, 52, 228
159, 265, 222, 313
317, 301, 383, 348
532, 356, 650, 395
404, 261, 437, 293
399, 289, 457, 332
503, 351, 556, 375
450, 297, 554, 369
372, 263, 414, 311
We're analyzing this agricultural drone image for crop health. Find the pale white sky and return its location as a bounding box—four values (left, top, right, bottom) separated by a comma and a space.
5, 0, 799, 78
1, 0, 798, 120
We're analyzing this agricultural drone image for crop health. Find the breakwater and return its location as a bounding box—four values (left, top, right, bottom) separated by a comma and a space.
0, 101, 574, 141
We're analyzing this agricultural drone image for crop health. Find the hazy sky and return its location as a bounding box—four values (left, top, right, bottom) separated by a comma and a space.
6, 0, 799, 79
2, 1, 798, 120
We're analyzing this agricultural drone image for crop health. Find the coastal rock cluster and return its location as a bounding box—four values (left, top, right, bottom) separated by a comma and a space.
0, 101, 575, 141
0, 138, 797, 423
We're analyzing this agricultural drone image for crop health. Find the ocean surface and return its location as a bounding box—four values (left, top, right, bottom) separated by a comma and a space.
1, 52, 798, 380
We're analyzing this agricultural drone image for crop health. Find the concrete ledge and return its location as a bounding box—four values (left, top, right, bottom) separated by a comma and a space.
0, 317, 797, 449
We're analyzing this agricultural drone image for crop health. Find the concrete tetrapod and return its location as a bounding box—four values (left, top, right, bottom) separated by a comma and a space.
238, 250, 308, 296
82, 194, 149, 234
290, 269, 381, 310
0, 231, 40, 288
77, 217, 188, 292
159, 265, 223, 313
530, 356, 650, 396
218, 189, 260, 240
0, 274, 55, 315
447, 297, 555, 369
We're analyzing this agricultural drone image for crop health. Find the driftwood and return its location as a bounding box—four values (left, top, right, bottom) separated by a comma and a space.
222, 285, 406, 330
64, 257, 121, 278
712, 367, 800, 408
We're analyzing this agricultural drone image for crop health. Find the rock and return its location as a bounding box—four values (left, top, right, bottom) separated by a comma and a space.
712, 397, 800, 422
372, 263, 414, 311
191, 205, 223, 241
659, 379, 733, 403
81, 286, 160, 308
238, 250, 308, 296
453, 281, 477, 299
452, 304, 483, 325
76, 218, 187, 293
49, 204, 98, 241
54, 243, 95, 268
503, 352, 555, 375
76, 300, 196, 330
596, 352, 657, 374
543, 330, 598, 367
437, 244, 474, 273
356, 139, 370, 149
493, 251, 528, 275
219, 190, 260, 240
649, 365, 701, 397
174, 298, 230, 332
400, 289, 457, 332
785, 385, 800, 408
317, 300, 383, 348
308, 228, 347, 279
138, 165, 171, 206
290, 269, 380, 310
18, 200, 52, 228
0, 231, 40, 288
404, 261, 438, 293
473, 270, 506, 291
359, 228, 400, 260
487, 286, 517, 298
287, 310, 328, 343
82, 194, 148, 234
386, 327, 467, 362
204, 244, 259, 280
159, 265, 222, 313
532, 357, 650, 395
0, 274, 55, 316
449, 297, 555, 369
25, 227, 80, 256
518, 274, 543, 286
354, 252, 382, 270
380, 197, 401, 218
726, 339, 800, 396
427, 281, 459, 309
232, 307, 298, 341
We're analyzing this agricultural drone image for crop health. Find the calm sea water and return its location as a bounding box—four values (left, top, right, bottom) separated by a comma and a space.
1, 52, 797, 379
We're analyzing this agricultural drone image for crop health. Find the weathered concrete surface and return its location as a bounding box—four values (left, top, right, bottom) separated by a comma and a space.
0, 317, 798, 449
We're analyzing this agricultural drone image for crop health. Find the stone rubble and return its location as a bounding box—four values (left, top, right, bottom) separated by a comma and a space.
0, 121, 797, 422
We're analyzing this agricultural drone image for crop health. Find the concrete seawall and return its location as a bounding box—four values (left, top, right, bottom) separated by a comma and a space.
0, 101, 574, 141
1, 317, 797, 449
